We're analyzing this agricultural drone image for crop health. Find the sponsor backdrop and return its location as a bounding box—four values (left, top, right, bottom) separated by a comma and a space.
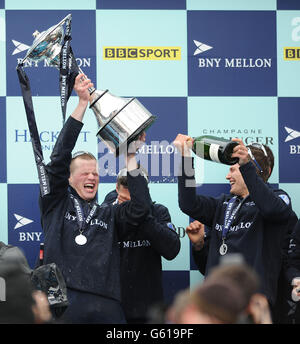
1, 0, 300, 305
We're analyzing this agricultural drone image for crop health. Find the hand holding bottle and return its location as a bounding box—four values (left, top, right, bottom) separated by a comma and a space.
231, 138, 251, 166
173, 134, 193, 157
173, 134, 250, 166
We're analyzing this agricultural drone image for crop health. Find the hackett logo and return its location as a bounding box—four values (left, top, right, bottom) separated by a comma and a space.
14, 129, 90, 152
193, 39, 272, 69
15, 129, 90, 143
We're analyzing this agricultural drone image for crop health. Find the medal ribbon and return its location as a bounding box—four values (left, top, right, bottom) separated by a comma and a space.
59, 16, 80, 125
222, 196, 243, 241
16, 65, 50, 197
69, 194, 97, 234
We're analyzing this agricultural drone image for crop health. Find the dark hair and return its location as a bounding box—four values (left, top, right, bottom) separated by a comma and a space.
116, 167, 149, 189
117, 175, 128, 189
207, 263, 260, 310
191, 278, 246, 323
247, 144, 274, 182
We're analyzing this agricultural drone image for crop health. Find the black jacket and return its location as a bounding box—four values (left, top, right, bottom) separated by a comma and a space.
39, 116, 151, 302
178, 157, 293, 306
286, 219, 300, 284
103, 190, 180, 322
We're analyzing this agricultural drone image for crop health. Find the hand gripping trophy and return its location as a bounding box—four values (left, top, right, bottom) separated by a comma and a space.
17, 13, 156, 156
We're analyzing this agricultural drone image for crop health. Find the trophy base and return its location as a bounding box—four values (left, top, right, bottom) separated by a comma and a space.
97, 115, 156, 157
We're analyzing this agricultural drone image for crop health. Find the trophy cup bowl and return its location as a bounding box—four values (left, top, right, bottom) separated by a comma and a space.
19, 14, 156, 156
90, 90, 155, 156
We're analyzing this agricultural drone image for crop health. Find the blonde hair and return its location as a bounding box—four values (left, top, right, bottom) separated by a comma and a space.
70, 153, 97, 175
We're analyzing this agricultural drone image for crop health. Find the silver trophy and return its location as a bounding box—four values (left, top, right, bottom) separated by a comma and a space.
19, 14, 156, 156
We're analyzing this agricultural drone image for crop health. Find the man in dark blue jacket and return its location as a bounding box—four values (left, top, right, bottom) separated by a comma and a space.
102, 168, 180, 323
39, 74, 151, 323
173, 134, 294, 319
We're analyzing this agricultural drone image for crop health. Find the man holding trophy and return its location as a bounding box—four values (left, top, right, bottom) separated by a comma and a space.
16, 14, 156, 323
38, 74, 152, 323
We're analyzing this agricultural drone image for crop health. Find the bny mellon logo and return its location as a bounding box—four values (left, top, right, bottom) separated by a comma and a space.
11, 40, 30, 55
284, 127, 300, 142
193, 40, 213, 56
14, 214, 34, 229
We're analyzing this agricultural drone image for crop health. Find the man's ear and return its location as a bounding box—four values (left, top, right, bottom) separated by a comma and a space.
115, 183, 119, 194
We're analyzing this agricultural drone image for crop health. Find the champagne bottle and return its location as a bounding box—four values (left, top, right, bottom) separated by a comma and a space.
192, 135, 239, 165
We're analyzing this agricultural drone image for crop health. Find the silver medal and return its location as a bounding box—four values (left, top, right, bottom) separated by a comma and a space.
219, 243, 228, 256
75, 234, 87, 246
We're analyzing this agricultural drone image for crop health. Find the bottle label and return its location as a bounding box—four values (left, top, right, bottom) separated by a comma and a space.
209, 143, 220, 163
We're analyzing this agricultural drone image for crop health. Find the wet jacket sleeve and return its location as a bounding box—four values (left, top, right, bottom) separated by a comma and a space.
39, 116, 83, 215
178, 156, 219, 227
114, 170, 151, 228
239, 162, 292, 222
139, 204, 181, 260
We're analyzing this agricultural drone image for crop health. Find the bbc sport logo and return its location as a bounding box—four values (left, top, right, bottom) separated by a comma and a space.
103, 46, 181, 60
284, 47, 300, 60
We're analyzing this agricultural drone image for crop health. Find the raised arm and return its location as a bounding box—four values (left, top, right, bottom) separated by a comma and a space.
173, 134, 219, 227
40, 74, 93, 213
231, 138, 292, 222
115, 135, 152, 227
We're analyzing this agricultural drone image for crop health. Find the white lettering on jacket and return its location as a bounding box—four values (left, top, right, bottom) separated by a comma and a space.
215, 222, 253, 232
120, 240, 151, 249
64, 212, 108, 229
